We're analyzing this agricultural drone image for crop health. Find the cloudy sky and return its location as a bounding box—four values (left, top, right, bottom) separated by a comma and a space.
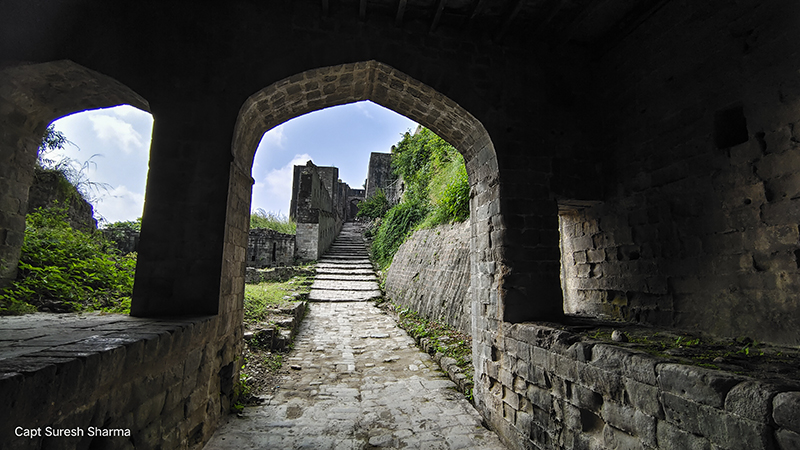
48, 101, 417, 225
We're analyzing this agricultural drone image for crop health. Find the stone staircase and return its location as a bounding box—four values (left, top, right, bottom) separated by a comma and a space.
309, 222, 382, 302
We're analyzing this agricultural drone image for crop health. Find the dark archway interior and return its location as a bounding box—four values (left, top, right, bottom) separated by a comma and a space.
2, 1, 800, 448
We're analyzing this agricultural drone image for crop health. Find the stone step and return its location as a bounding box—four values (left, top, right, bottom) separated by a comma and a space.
314, 274, 377, 282
317, 260, 372, 267
308, 289, 382, 302
322, 254, 370, 259
310, 280, 380, 291
316, 267, 376, 276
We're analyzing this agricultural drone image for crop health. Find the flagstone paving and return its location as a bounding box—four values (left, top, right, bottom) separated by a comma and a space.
204, 223, 506, 450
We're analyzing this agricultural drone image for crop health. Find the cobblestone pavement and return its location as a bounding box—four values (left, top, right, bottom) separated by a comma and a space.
205, 223, 506, 449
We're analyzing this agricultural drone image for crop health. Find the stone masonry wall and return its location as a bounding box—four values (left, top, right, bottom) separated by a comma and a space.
0, 314, 240, 450
483, 322, 800, 450
27, 168, 97, 232
365, 152, 394, 200
295, 223, 319, 262
246, 228, 295, 268
384, 220, 472, 334
555, 1, 800, 346
292, 161, 349, 261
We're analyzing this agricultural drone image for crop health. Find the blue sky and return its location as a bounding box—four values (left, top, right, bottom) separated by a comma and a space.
48, 101, 417, 224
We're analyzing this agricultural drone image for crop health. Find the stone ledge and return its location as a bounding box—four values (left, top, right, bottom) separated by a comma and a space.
483, 320, 800, 450
0, 312, 234, 450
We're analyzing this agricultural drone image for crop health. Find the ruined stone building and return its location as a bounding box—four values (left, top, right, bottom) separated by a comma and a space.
289, 161, 363, 261
245, 228, 295, 269
247, 160, 365, 266
1, 1, 800, 449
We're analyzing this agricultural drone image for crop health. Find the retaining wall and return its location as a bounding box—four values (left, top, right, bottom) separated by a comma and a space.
384, 220, 471, 334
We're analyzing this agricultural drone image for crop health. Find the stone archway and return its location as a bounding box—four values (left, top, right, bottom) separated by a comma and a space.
0, 60, 149, 288
221, 59, 502, 395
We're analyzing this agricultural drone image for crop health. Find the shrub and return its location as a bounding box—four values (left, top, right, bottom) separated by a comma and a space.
368, 127, 470, 268
356, 189, 391, 219
433, 164, 470, 224
371, 198, 428, 269
0, 206, 135, 314
102, 218, 141, 253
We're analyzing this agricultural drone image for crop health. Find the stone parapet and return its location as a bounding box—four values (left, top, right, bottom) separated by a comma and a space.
0, 312, 240, 449
477, 321, 800, 450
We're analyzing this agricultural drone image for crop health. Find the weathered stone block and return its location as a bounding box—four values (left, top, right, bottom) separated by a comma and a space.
504, 387, 521, 410
624, 378, 664, 419
603, 424, 641, 450
571, 384, 603, 413
774, 392, 800, 434
724, 380, 784, 422
661, 391, 720, 437
656, 364, 744, 408
591, 344, 658, 386
775, 428, 800, 450
656, 420, 711, 450
578, 363, 625, 402
527, 384, 553, 410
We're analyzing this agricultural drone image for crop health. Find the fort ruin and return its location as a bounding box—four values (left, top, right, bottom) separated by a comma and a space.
1, 1, 800, 449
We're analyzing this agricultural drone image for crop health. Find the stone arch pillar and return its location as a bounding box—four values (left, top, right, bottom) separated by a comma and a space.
0, 60, 149, 289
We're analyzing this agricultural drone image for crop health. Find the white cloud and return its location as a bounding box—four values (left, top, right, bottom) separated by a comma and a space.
261, 124, 286, 149
251, 153, 312, 214
88, 114, 145, 154
356, 102, 374, 119
94, 185, 145, 224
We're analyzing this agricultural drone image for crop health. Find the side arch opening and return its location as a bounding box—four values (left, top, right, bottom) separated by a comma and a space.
0, 60, 150, 293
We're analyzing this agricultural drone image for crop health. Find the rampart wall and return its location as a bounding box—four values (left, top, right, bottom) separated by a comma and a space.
292, 162, 342, 261
384, 221, 471, 334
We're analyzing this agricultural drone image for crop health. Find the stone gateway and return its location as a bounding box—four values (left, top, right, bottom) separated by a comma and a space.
1, 1, 800, 449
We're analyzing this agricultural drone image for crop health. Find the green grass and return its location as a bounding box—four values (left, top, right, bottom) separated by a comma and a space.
243, 275, 311, 325
250, 208, 296, 234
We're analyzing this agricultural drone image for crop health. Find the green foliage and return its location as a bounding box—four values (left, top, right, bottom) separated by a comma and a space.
250, 208, 296, 234
264, 353, 283, 371
37, 125, 69, 167
356, 189, 390, 219
425, 163, 470, 227
368, 127, 470, 269
370, 197, 428, 269
101, 218, 142, 252
0, 206, 135, 315
233, 364, 251, 413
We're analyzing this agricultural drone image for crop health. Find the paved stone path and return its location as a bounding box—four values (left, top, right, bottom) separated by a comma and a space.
205, 223, 506, 450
